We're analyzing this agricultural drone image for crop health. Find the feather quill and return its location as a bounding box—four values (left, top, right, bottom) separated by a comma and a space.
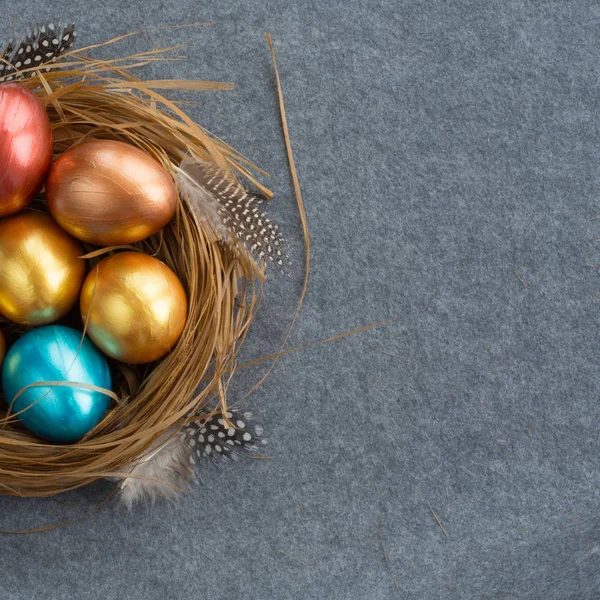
115, 409, 266, 506
176, 155, 288, 268
0, 22, 75, 82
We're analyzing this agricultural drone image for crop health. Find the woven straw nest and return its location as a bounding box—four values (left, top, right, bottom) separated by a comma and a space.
0, 34, 278, 498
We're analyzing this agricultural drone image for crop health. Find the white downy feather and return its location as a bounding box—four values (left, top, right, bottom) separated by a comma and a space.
114, 427, 194, 509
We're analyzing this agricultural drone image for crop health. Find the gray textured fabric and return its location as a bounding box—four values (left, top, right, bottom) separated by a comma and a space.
0, 1, 599, 598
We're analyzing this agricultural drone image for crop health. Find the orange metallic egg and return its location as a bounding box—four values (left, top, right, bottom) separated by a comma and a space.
0, 212, 85, 325
0, 84, 53, 217
46, 139, 178, 246
80, 252, 188, 364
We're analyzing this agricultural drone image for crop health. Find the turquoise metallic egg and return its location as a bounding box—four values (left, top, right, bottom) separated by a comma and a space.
2, 325, 112, 443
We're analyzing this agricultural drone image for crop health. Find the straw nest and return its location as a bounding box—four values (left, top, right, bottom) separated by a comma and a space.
0, 35, 271, 498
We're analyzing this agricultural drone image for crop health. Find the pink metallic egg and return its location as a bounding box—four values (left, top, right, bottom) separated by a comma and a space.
0, 84, 53, 217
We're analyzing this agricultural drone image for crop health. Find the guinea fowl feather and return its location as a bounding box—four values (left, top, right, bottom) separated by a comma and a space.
0, 23, 76, 82
176, 155, 288, 268
116, 410, 266, 506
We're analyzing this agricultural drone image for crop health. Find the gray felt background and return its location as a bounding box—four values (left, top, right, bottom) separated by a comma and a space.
0, 1, 599, 598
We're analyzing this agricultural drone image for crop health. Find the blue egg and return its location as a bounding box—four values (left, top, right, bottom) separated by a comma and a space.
2, 325, 112, 443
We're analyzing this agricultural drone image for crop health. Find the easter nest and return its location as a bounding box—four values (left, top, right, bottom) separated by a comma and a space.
0, 34, 287, 499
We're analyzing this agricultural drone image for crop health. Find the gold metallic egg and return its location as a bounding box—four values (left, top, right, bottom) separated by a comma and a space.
0, 212, 85, 325
46, 139, 178, 246
80, 252, 188, 364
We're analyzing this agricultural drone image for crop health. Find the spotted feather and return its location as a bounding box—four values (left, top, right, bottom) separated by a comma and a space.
0, 23, 75, 82
116, 409, 266, 505
182, 409, 266, 463
176, 155, 288, 268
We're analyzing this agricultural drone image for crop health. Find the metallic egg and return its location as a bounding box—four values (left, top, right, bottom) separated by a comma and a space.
80, 252, 188, 364
0, 212, 85, 325
46, 139, 178, 246
0, 84, 53, 217
2, 325, 112, 443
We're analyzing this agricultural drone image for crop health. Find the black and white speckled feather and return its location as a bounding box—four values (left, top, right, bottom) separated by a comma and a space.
183, 410, 266, 463
176, 155, 287, 268
114, 409, 266, 506
0, 23, 75, 82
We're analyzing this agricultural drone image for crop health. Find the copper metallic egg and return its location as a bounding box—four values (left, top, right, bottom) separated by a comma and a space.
46, 139, 178, 246
0, 84, 53, 217
80, 252, 188, 364
0, 212, 85, 325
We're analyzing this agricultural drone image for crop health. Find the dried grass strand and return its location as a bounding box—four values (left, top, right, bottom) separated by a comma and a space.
237, 34, 310, 403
